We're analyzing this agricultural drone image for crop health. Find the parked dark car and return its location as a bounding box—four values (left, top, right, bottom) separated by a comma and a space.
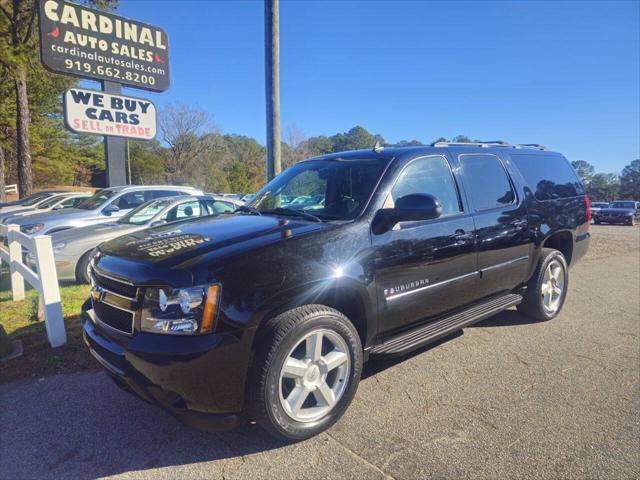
589, 201, 609, 220
593, 200, 639, 226
83, 142, 590, 440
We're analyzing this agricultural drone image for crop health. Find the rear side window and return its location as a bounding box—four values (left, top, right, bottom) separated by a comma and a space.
459, 154, 515, 211
510, 153, 584, 200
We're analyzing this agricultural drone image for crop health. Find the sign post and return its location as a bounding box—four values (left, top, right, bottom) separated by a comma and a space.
103, 81, 127, 186
38, 0, 170, 186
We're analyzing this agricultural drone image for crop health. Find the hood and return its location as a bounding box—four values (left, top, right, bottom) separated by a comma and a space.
0, 205, 34, 215
98, 213, 333, 272
8, 207, 88, 225
51, 221, 136, 243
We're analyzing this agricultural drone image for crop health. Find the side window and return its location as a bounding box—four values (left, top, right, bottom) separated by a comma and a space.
152, 190, 184, 199
165, 201, 201, 222
391, 155, 461, 216
60, 197, 82, 207
510, 153, 584, 200
206, 200, 236, 214
459, 155, 515, 211
114, 191, 147, 210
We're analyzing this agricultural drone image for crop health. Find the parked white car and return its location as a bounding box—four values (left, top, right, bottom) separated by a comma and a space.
0, 192, 92, 224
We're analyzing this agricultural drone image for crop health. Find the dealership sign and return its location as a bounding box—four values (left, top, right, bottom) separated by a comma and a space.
39, 0, 170, 92
64, 88, 157, 140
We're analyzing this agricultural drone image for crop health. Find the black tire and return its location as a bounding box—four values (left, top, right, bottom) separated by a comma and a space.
594, 219, 601, 225
517, 248, 569, 322
75, 250, 95, 284
247, 305, 362, 441
628, 217, 636, 226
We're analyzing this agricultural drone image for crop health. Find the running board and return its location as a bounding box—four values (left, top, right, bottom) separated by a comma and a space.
371, 293, 523, 356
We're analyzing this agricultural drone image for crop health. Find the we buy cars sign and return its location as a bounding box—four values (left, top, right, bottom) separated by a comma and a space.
64, 88, 156, 140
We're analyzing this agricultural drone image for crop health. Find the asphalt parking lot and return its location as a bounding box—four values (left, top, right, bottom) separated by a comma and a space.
1, 225, 638, 480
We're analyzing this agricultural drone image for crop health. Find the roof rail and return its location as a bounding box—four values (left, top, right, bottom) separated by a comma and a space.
514, 143, 547, 150
430, 140, 511, 148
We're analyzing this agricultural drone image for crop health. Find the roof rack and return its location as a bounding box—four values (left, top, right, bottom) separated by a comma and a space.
430, 140, 511, 148
430, 141, 548, 151
514, 144, 547, 150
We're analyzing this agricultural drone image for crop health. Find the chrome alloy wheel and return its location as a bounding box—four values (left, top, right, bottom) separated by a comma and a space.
541, 259, 565, 315
278, 328, 350, 423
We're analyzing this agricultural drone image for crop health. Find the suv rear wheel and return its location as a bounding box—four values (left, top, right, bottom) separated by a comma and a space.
517, 248, 569, 321
247, 305, 362, 441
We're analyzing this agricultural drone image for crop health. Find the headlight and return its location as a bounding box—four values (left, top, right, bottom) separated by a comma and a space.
141, 284, 221, 335
52, 242, 66, 254
21, 223, 44, 235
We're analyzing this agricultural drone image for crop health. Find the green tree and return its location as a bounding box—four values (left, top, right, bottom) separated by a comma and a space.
571, 160, 595, 185
619, 159, 640, 200
588, 173, 620, 202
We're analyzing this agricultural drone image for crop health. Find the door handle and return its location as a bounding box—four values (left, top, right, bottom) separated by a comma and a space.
512, 219, 528, 229
453, 229, 474, 242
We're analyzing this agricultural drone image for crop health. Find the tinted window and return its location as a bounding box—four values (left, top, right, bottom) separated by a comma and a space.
114, 191, 146, 210
391, 155, 461, 216
510, 153, 584, 200
152, 190, 185, 199
459, 154, 515, 211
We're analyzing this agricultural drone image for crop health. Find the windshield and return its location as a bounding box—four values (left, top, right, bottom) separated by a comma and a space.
610, 201, 636, 209
36, 195, 65, 209
247, 158, 386, 220
118, 198, 174, 225
76, 189, 117, 210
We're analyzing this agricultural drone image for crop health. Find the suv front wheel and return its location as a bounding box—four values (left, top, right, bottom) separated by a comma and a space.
248, 305, 363, 441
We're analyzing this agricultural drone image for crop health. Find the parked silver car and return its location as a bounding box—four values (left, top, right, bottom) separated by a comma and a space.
0, 190, 67, 215
43, 194, 241, 283
0, 192, 92, 224
10, 185, 202, 236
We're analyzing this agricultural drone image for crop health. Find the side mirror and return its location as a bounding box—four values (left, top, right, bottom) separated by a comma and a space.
150, 220, 167, 227
373, 194, 442, 234
102, 204, 120, 216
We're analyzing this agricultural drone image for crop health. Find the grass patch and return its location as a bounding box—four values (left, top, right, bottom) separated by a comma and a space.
0, 272, 97, 383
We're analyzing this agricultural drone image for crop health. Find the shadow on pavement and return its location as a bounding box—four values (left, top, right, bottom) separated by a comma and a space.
0, 372, 286, 479
0, 309, 538, 479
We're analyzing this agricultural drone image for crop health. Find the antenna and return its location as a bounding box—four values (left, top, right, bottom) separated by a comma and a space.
373, 140, 384, 153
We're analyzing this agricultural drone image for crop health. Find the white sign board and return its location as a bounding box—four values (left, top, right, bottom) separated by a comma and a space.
63, 88, 156, 140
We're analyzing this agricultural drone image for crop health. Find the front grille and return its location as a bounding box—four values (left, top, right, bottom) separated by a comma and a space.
93, 299, 134, 335
93, 269, 138, 299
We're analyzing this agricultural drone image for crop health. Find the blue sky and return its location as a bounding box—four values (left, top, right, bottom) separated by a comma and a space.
102, 0, 639, 173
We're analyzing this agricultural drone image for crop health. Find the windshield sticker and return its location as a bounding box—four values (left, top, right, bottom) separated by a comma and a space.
128, 233, 211, 257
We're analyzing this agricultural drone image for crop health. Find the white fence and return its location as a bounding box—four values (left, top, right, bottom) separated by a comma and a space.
0, 224, 66, 347
4, 184, 18, 194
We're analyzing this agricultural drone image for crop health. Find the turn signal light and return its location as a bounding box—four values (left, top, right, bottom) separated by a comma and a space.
201, 284, 221, 333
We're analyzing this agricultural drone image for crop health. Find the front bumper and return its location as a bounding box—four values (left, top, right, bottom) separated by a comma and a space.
82, 301, 248, 431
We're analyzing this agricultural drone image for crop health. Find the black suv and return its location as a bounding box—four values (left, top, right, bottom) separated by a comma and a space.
83, 142, 591, 440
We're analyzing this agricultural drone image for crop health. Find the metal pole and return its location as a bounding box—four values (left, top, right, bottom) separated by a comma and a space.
102, 81, 127, 186
264, 0, 281, 181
